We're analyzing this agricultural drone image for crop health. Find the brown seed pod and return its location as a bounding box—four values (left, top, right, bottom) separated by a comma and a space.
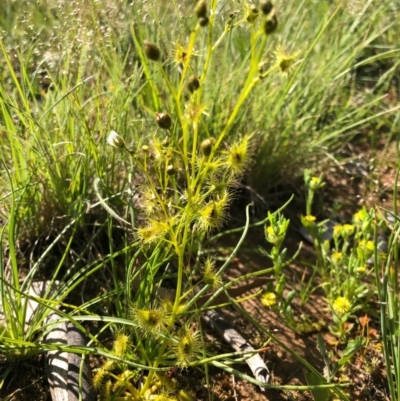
195, 0, 207, 19
156, 112, 172, 130
199, 16, 209, 27
144, 41, 160, 61
260, 1, 274, 15
166, 165, 176, 176
246, 6, 259, 23
200, 138, 215, 157
250, 5, 259, 14
264, 14, 278, 34
187, 76, 200, 93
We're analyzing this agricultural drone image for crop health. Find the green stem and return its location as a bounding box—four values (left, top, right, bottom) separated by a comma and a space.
140, 214, 191, 396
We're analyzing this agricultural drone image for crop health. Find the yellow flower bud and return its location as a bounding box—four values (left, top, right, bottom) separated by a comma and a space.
332, 296, 351, 316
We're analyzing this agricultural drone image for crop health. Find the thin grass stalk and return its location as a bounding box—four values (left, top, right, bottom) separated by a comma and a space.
380, 165, 400, 400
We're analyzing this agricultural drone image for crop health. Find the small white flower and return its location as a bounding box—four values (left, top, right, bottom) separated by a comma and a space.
107, 130, 126, 149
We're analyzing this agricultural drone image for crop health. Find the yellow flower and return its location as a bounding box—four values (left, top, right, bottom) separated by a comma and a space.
353, 209, 366, 225
358, 239, 374, 252
331, 252, 342, 262
343, 224, 354, 237
301, 214, 316, 229
333, 225, 343, 238
261, 292, 277, 307
265, 226, 278, 244
332, 297, 351, 316
355, 265, 366, 273
366, 241, 374, 251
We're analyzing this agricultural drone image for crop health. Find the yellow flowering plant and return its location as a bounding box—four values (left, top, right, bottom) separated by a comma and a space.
300, 172, 381, 341
95, 0, 289, 398
259, 210, 301, 330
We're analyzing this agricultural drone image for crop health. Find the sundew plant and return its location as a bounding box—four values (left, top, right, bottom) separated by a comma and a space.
93, 2, 285, 398
1, 0, 399, 400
